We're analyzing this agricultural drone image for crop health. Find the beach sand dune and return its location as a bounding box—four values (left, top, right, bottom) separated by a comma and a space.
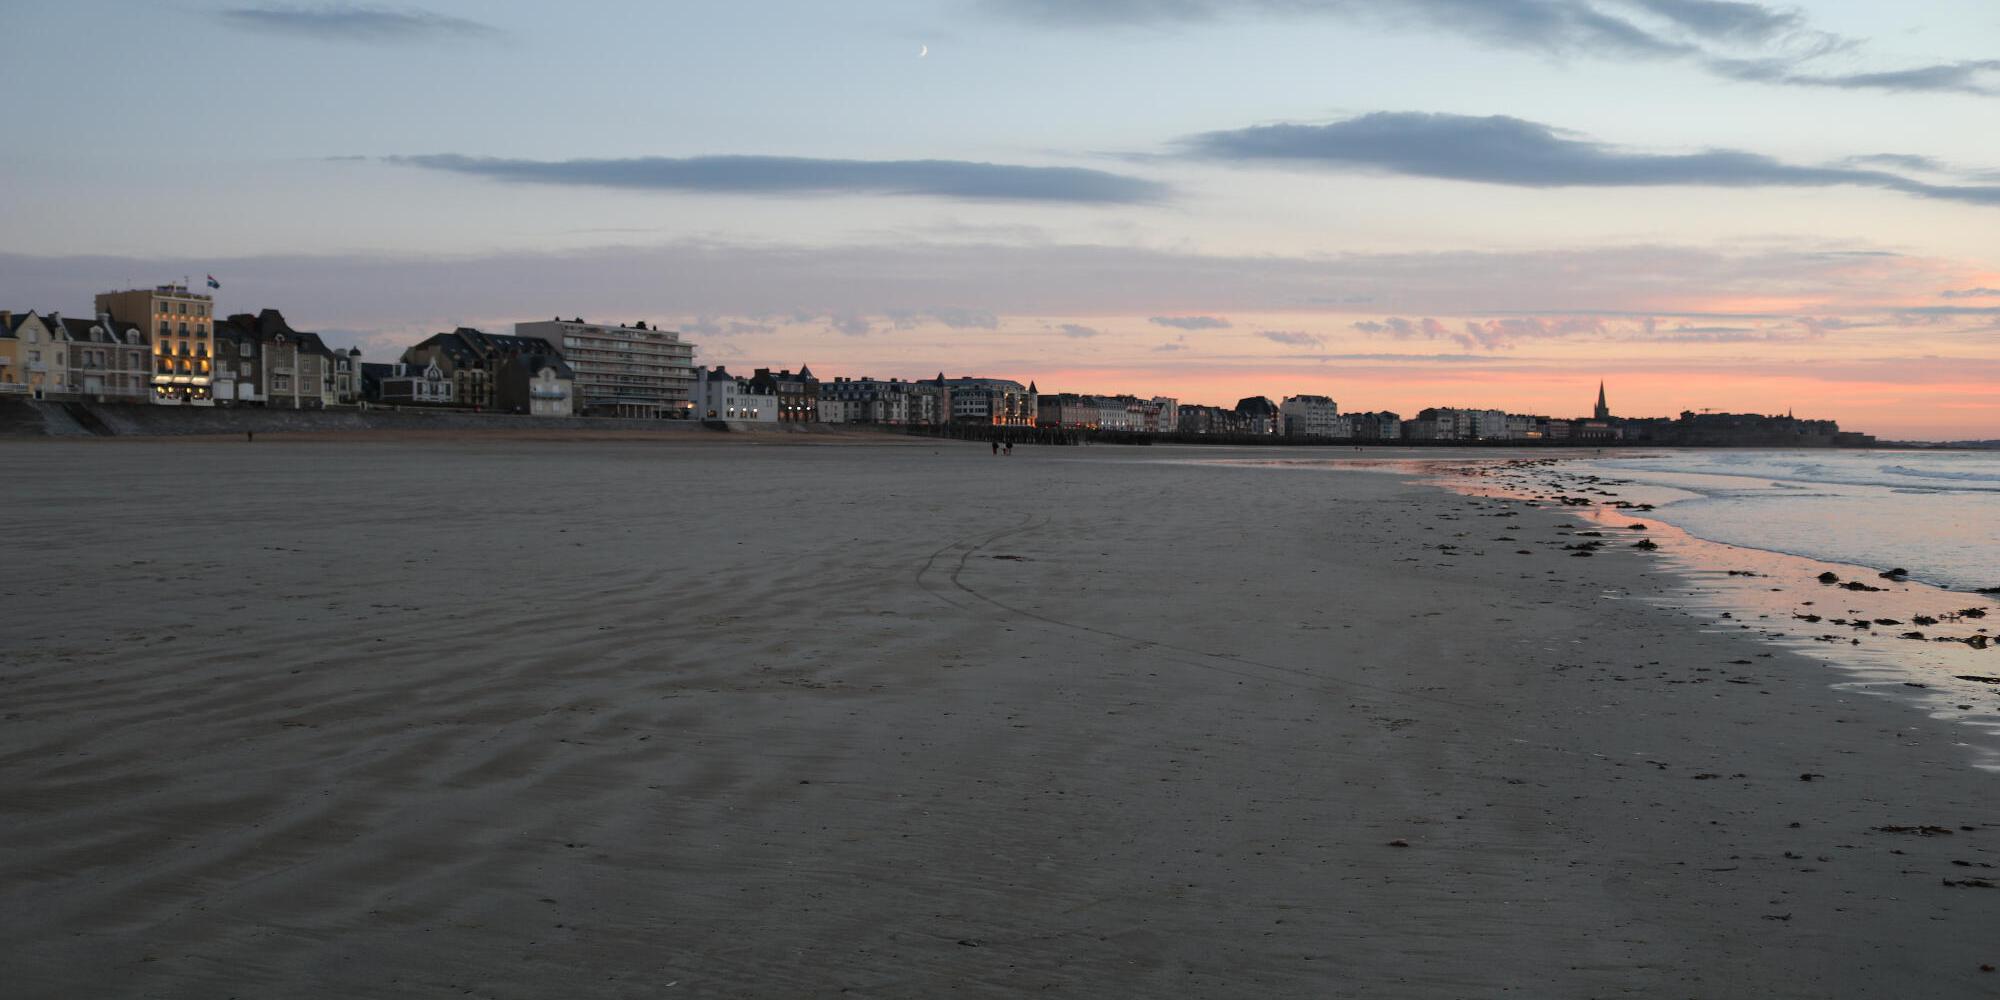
2, 439, 1994, 997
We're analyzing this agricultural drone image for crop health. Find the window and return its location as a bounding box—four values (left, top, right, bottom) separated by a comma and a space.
239, 342, 252, 358
274, 374, 292, 391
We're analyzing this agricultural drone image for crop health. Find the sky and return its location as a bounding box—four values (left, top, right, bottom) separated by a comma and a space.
2, 0, 1997, 439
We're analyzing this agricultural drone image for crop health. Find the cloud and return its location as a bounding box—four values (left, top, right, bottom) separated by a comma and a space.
1148, 314, 1232, 330
681, 316, 778, 338
386, 154, 1168, 204
985, 1, 1998, 96
1710, 57, 2000, 96
1455, 315, 1608, 350
217, 4, 498, 41
827, 312, 875, 337
889, 307, 1002, 330
983, 0, 1695, 55
1354, 316, 1453, 339
0, 239, 1969, 342
1622, 0, 1801, 42
1941, 287, 2000, 299
1183, 112, 2000, 207
1349, 313, 1836, 349
1256, 329, 1322, 347
1059, 323, 1103, 338
1152, 340, 1189, 352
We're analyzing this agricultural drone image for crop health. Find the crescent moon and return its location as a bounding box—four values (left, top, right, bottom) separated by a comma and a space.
919, 44, 928, 58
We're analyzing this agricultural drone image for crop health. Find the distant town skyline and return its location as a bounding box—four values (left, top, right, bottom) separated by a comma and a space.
4, 1, 1997, 438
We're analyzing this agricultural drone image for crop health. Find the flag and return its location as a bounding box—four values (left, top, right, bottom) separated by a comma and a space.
206, 274, 220, 289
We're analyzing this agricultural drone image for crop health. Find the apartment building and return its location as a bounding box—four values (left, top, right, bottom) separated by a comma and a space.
1279, 394, 1340, 438
514, 318, 695, 418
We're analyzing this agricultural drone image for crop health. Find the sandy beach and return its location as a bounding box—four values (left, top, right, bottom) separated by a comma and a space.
3, 437, 1996, 998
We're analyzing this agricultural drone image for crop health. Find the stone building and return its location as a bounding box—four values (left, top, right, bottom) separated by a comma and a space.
691, 365, 777, 422
750, 366, 820, 423
212, 309, 351, 409
1234, 396, 1282, 435
366, 361, 455, 406
0, 312, 66, 399
97, 283, 216, 406
496, 352, 575, 417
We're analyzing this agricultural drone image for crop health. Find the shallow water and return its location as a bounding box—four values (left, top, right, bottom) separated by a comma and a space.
1574, 450, 2000, 593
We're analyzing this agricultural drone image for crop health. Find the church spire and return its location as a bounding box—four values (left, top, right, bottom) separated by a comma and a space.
1594, 381, 1610, 420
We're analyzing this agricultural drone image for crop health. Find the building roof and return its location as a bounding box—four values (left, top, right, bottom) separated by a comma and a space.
510, 353, 573, 379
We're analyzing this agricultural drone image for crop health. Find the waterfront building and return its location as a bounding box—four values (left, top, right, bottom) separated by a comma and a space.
1405, 407, 1510, 440
1176, 404, 1246, 435
1505, 414, 1545, 440
405, 327, 564, 412
749, 366, 820, 423
1037, 393, 1166, 432
1037, 392, 1095, 428
97, 283, 215, 405
366, 361, 455, 406
401, 329, 489, 409
43, 312, 150, 403
1349, 411, 1402, 440
0, 312, 65, 398
1151, 396, 1179, 434
819, 376, 923, 424
212, 310, 349, 409
496, 352, 575, 417
1235, 396, 1281, 435
691, 365, 777, 422
0, 313, 27, 396
937, 375, 1038, 426
1279, 394, 1340, 438
514, 318, 695, 418
1095, 395, 1139, 430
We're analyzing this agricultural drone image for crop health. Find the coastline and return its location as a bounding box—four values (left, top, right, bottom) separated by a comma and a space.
3, 439, 1996, 997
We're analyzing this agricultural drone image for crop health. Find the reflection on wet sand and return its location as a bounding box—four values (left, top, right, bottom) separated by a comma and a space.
1434, 457, 2000, 771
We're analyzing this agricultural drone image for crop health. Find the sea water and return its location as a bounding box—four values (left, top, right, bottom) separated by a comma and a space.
1572, 450, 2000, 593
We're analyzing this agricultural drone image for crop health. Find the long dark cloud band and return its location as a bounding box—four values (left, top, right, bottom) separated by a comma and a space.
218, 4, 498, 41
1183, 112, 2000, 207
386, 153, 1169, 204
984, 0, 1989, 96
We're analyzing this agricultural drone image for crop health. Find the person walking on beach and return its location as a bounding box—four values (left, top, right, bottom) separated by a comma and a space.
1004, 441, 1013, 456
992, 440, 999, 455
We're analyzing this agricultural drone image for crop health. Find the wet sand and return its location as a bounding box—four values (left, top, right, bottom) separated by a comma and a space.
2, 439, 1997, 997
